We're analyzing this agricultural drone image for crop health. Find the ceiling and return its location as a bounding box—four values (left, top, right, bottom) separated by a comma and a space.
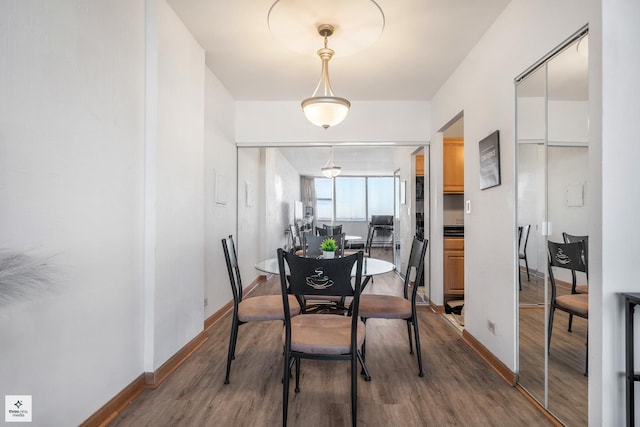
166, 0, 512, 101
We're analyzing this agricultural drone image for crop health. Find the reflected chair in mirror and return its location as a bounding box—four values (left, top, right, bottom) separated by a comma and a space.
302, 234, 325, 258
562, 232, 589, 293
323, 224, 343, 236
221, 235, 301, 384
518, 225, 531, 290
368, 215, 394, 252
358, 236, 429, 378
547, 240, 589, 375
562, 232, 589, 332
277, 249, 367, 427
289, 224, 303, 254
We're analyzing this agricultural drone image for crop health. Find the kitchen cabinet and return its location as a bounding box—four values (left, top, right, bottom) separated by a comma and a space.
415, 154, 424, 176
444, 137, 464, 194
444, 237, 464, 301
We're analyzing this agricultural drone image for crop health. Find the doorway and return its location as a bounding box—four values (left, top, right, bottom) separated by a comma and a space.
441, 115, 465, 329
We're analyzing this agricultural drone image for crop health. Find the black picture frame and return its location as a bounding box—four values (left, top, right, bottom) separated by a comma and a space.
478, 130, 501, 190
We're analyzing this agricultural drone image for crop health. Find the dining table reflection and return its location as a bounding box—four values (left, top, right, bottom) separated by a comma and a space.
255, 254, 394, 290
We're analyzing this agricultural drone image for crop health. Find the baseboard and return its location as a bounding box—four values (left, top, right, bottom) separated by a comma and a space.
515, 384, 564, 426
461, 329, 516, 386
83, 274, 269, 425
144, 330, 208, 389
430, 301, 445, 313
79, 374, 145, 427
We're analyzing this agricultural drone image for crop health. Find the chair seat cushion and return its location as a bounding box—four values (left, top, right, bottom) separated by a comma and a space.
284, 314, 365, 355
238, 295, 300, 322
358, 294, 412, 319
556, 293, 588, 316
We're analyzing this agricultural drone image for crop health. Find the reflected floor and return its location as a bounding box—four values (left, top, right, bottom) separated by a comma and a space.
519, 271, 588, 426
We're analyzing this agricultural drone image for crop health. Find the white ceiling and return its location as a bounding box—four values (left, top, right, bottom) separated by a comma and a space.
166, 0, 512, 101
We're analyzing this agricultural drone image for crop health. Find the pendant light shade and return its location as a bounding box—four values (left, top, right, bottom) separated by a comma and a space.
321, 146, 341, 178
301, 25, 350, 129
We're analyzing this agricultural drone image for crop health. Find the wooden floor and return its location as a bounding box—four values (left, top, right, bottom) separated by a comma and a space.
109, 251, 553, 427
518, 271, 588, 426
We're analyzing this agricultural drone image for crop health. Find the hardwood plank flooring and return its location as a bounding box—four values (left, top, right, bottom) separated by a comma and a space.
109, 251, 553, 427
518, 272, 588, 426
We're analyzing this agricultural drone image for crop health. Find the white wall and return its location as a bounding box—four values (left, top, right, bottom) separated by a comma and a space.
263, 148, 301, 260
236, 100, 431, 143
429, 0, 598, 384
148, 0, 205, 371
601, 0, 640, 424
0, 1, 146, 425
203, 67, 237, 316
237, 148, 263, 284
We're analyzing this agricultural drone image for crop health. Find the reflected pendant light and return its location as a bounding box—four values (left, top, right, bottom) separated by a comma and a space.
321, 146, 341, 178
301, 24, 351, 129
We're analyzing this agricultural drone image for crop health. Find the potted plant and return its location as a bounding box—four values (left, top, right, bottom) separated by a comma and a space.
320, 237, 337, 259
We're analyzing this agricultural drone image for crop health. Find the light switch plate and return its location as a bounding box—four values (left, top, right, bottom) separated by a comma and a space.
465, 200, 471, 214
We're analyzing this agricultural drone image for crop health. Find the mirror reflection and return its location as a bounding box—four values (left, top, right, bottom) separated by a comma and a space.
236, 145, 429, 301
516, 31, 589, 426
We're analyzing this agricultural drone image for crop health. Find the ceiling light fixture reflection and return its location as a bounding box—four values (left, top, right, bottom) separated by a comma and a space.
321, 146, 342, 178
301, 24, 350, 129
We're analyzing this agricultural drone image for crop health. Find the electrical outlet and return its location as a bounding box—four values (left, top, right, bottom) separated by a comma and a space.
488, 320, 496, 335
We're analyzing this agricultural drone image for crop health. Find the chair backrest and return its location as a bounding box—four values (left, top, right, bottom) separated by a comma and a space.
221, 235, 242, 305
323, 224, 343, 235
315, 226, 328, 236
518, 224, 531, 256
403, 237, 429, 300
562, 232, 589, 287
277, 249, 364, 319
289, 223, 301, 249
547, 240, 587, 301
303, 234, 325, 258
371, 215, 394, 228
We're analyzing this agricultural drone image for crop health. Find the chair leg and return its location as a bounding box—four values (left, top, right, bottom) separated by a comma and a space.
548, 306, 555, 354
412, 317, 425, 377
294, 356, 301, 393
351, 352, 358, 427
519, 265, 522, 291
525, 256, 530, 280
357, 350, 371, 381
224, 315, 239, 384
568, 313, 574, 332
282, 353, 290, 427
406, 320, 414, 354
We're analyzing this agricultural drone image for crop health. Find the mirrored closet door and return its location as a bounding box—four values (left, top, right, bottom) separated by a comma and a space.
516, 27, 589, 426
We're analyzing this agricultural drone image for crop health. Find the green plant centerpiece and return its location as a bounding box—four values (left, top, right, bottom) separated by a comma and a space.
320, 237, 337, 259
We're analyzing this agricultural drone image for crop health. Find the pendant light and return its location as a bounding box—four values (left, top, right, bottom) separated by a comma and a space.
321, 146, 342, 178
301, 24, 350, 129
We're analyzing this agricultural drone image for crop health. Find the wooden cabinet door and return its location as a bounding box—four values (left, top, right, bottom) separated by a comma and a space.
443, 138, 464, 194
415, 154, 424, 176
443, 238, 464, 300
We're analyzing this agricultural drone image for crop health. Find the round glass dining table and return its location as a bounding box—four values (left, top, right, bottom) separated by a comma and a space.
255, 255, 395, 283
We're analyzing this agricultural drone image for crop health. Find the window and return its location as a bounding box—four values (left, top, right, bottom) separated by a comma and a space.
367, 177, 394, 219
336, 177, 366, 220
314, 178, 333, 220
314, 176, 393, 221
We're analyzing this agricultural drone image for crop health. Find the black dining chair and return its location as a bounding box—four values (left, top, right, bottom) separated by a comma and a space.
277, 249, 367, 427
323, 224, 343, 236
221, 235, 301, 384
562, 233, 589, 332
547, 240, 589, 375
358, 236, 429, 378
518, 225, 531, 290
